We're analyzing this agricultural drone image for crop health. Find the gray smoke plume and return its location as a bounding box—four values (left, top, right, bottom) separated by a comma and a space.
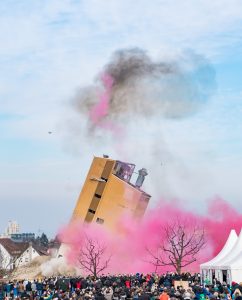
74, 48, 216, 124
69, 48, 216, 203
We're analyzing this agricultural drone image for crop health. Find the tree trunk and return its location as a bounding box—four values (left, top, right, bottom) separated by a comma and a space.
176, 261, 182, 275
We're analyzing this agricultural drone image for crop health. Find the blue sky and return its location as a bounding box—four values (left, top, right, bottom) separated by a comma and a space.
0, 0, 242, 237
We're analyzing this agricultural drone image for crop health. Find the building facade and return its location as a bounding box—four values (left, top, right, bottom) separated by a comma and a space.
0, 238, 47, 270
10, 233, 35, 242
71, 156, 151, 230
15, 243, 41, 268
5, 221, 20, 236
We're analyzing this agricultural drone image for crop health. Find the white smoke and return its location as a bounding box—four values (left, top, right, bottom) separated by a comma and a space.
40, 256, 77, 277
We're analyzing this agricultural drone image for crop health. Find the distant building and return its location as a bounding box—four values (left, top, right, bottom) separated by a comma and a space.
5, 221, 20, 236
72, 156, 151, 230
10, 233, 35, 242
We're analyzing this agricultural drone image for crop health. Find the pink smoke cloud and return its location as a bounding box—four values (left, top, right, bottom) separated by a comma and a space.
88, 72, 124, 137
59, 197, 242, 275
89, 73, 114, 124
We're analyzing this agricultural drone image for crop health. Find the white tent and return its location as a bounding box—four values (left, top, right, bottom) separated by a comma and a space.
225, 251, 242, 284
216, 229, 242, 284
200, 229, 238, 284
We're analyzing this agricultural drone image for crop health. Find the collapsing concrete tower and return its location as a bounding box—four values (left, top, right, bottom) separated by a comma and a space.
72, 156, 151, 230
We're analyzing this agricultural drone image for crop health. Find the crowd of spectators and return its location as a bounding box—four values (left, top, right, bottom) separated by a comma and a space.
1, 273, 242, 300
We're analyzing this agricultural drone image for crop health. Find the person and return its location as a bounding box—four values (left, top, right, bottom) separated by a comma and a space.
103, 287, 113, 300
95, 289, 105, 300
233, 289, 242, 300
0, 283, 4, 300
183, 290, 192, 300
13, 282, 19, 298
36, 280, 43, 296
159, 288, 169, 300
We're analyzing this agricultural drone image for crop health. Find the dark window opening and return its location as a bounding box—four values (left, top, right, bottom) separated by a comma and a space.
222, 270, 227, 282
94, 193, 101, 199
96, 218, 104, 224
212, 270, 215, 280
101, 161, 115, 180
88, 209, 96, 214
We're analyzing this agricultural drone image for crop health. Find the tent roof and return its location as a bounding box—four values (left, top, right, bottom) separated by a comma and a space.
200, 229, 238, 269
227, 253, 242, 269
213, 229, 242, 269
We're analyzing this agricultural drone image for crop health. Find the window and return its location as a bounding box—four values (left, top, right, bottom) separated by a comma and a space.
96, 218, 104, 224
113, 161, 135, 182
94, 193, 101, 199
25, 258, 28, 262
88, 209, 95, 214
100, 177, 107, 182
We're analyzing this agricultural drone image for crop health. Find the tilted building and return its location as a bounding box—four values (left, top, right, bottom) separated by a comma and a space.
71, 156, 151, 230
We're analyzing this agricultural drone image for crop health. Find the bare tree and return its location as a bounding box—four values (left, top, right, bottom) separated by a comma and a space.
147, 220, 205, 274
78, 235, 111, 277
